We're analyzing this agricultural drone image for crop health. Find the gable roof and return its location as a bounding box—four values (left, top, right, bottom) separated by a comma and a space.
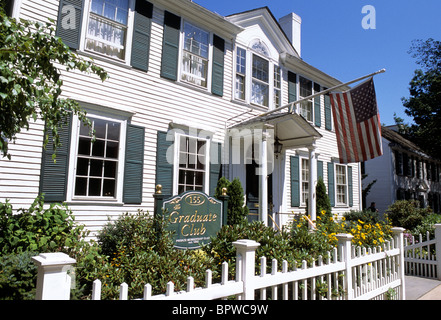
226, 6, 300, 58
382, 126, 431, 158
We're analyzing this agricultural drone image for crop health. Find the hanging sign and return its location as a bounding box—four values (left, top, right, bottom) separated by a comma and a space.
163, 191, 223, 249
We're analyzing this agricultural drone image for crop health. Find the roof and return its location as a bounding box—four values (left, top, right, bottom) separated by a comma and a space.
382, 126, 428, 157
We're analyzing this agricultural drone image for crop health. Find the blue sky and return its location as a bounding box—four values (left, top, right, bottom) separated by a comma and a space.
195, 0, 441, 126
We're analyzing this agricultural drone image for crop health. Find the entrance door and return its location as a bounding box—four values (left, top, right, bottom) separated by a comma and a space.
246, 160, 273, 224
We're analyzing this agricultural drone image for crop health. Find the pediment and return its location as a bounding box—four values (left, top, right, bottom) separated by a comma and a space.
227, 7, 299, 59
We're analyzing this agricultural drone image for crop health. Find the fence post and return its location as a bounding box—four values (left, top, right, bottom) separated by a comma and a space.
392, 227, 406, 300
336, 234, 354, 300
233, 239, 260, 300
32, 252, 76, 300
433, 224, 441, 281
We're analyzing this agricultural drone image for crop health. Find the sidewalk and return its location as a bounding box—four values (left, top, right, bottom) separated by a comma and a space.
405, 276, 441, 300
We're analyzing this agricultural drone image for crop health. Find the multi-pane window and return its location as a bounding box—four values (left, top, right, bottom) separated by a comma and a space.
299, 77, 313, 121
336, 165, 347, 205
274, 66, 281, 107
235, 47, 246, 100
181, 22, 209, 88
86, 0, 129, 60
301, 158, 309, 205
74, 117, 121, 198
177, 135, 207, 194
251, 54, 269, 107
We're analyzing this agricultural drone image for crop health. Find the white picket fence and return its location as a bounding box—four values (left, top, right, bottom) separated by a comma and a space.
404, 224, 441, 280
33, 228, 407, 300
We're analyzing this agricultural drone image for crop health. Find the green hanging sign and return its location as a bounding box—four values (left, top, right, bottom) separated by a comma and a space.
163, 191, 224, 249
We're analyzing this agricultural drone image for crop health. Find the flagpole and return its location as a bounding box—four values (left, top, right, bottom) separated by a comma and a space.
258, 68, 386, 117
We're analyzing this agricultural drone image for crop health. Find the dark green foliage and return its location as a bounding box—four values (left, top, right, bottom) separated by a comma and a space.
316, 177, 331, 215
0, 251, 37, 300
344, 209, 382, 224
0, 12, 107, 159
402, 39, 441, 159
0, 196, 87, 300
386, 200, 433, 231
94, 211, 217, 299
215, 177, 249, 225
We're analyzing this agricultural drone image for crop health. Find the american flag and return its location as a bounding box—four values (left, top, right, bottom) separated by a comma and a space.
329, 78, 383, 164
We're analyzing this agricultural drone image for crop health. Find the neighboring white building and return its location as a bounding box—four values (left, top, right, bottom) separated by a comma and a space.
2, 0, 362, 237
363, 126, 441, 216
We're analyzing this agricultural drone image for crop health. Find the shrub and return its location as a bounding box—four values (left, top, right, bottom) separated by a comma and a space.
215, 177, 249, 225
0, 196, 88, 300
386, 200, 432, 231
0, 196, 85, 255
344, 209, 381, 224
93, 211, 217, 299
316, 177, 331, 215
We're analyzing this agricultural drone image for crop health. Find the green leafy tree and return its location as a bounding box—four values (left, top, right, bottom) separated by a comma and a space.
316, 177, 331, 215
0, 12, 107, 159
402, 38, 441, 159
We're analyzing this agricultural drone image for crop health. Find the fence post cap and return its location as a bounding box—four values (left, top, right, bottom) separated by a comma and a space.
391, 227, 406, 234
232, 239, 260, 250
335, 233, 354, 240
32, 252, 76, 267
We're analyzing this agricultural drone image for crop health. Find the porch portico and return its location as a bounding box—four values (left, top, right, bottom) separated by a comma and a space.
228, 112, 322, 226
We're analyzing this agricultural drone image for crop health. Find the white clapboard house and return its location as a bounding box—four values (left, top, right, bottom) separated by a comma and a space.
2, 0, 363, 236
363, 126, 441, 216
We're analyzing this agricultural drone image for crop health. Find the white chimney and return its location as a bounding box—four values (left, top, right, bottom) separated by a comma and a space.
279, 13, 302, 57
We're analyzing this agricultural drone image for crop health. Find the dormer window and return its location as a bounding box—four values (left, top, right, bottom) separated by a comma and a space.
234, 40, 281, 109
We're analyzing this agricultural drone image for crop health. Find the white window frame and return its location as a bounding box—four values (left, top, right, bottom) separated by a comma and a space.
79, 0, 136, 64
299, 76, 313, 122
234, 42, 281, 110
335, 164, 348, 206
177, 20, 213, 91
172, 132, 210, 195
66, 111, 128, 204
301, 158, 309, 206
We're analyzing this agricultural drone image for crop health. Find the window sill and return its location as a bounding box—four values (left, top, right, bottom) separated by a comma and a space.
65, 199, 125, 207
77, 50, 132, 70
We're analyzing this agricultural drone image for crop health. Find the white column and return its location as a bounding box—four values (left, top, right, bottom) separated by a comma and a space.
32, 252, 76, 300
308, 145, 317, 222
259, 131, 268, 226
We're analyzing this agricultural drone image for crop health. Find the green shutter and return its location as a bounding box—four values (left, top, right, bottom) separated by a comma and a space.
348, 166, 353, 207
327, 162, 335, 207
211, 35, 225, 97
56, 0, 84, 50
131, 1, 153, 71
324, 92, 332, 131
290, 156, 300, 207
209, 142, 222, 196
314, 83, 321, 127
161, 11, 181, 81
155, 131, 174, 196
317, 160, 324, 180
123, 124, 145, 204
288, 72, 297, 112
39, 116, 72, 203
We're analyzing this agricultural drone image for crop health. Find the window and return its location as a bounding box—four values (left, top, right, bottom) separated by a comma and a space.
301, 158, 309, 205
336, 165, 347, 205
299, 77, 313, 121
74, 117, 123, 198
181, 22, 210, 87
85, 0, 130, 60
274, 66, 281, 107
235, 42, 280, 109
176, 135, 208, 194
251, 54, 269, 107
235, 47, 246, 100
